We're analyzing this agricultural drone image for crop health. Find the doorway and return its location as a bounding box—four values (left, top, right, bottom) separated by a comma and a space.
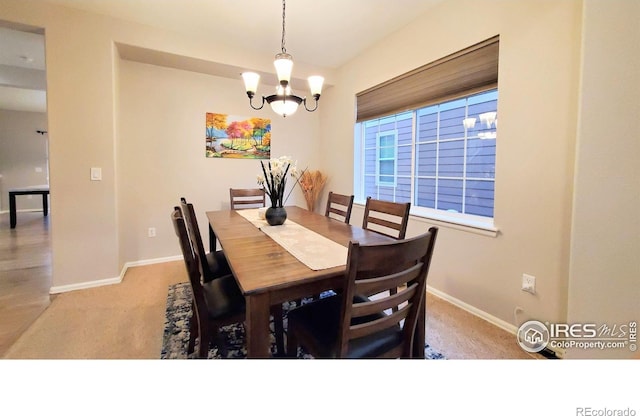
0, 21, 51, 356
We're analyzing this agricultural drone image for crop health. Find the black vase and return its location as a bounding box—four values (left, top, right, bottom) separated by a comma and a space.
265, 206, 287, 226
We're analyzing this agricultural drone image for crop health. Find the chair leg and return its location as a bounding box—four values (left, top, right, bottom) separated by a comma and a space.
212, 326, 230, 358
271, 303, 285, 357
198, 324, 211, 358
188, 305, 198, 355
286, 327, 299, 358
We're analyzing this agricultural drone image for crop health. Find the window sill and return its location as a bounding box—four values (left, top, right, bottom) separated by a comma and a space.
354, 202, 499, 238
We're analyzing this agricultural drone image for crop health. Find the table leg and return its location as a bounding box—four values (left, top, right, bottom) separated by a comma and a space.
208, 224, 216, 252
42, 193, 49, 217
245, 292, 271, 358
9, 193, 16, 229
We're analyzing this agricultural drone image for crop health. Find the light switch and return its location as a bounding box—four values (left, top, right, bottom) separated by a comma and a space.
90, 167, 102, 181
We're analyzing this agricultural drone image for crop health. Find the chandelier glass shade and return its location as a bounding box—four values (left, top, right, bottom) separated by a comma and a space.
463, 111, 498, 140
241, 0, 324, 117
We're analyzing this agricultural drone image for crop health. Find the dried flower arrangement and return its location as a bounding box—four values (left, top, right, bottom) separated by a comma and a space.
297, 169, 327, 212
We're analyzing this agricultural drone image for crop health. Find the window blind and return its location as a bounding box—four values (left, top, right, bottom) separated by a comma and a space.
356, 35, 499, 122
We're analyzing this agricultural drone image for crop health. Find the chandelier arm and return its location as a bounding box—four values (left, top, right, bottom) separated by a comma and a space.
302, 97, 320, 112
248, 94, 266, 110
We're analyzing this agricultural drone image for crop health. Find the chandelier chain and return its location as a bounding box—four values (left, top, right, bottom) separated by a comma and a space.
281, 0, 287, 53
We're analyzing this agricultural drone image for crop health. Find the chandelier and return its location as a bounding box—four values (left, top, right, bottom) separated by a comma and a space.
241, 0, 324, 117
463, 111, 497, 139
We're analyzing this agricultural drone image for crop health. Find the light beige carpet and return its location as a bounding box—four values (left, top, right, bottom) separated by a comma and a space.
4, 258, 533, 359
3, 261, 186, 359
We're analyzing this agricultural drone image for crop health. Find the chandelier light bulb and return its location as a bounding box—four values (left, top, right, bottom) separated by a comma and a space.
242, 72, 260, 94
308, 76, 324, 97
274, 53, 293, 84
463, 117, 476, 129
479, 111, 497, 128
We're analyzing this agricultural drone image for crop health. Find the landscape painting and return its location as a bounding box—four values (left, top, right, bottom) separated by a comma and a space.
205, 112, 271, 159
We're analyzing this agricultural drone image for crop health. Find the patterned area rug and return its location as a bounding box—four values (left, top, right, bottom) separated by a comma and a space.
161, 282, 445, 359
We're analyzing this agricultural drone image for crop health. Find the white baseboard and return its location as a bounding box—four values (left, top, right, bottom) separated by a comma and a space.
50, 276, 123, 294
426, 285, 565, 358
120, 255, 183, 271
49, 255, 182, 294
0, 208, 44, 214
427, 285, 518, 334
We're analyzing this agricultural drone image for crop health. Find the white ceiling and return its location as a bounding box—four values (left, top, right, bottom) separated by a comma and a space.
0, 0, 444, 112
40, 0, 443, 68
0, 27, 47, 112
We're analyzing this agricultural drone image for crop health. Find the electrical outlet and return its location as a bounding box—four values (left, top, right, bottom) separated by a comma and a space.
90, 167, 102, 181
522, 274, 536, 294
148, 227, 156, 238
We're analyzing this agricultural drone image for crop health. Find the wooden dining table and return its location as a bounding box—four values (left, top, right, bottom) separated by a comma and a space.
207, 205, 427, 358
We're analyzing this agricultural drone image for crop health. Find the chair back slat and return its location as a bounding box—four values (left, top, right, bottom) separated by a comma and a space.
352, 281, 418, 318
362, 197, 410, 239
230, 188, 266, 210
354, 264, 422, 298
324, 191, 354, 223
349, 307, 410, 340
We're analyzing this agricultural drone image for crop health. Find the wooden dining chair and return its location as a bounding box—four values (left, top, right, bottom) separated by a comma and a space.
286, 227, 439, 358
173, 206, 286, 357
362, 197, 412, 311
172, 206, 247, 358
362, 196, 411, 240
180, 197, 231, 283
229, 188, 266, 210
324, 191, 354, 224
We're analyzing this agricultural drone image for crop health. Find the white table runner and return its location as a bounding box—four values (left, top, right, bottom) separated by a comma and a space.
235, 208, 347, 271
235, 207, 268, 228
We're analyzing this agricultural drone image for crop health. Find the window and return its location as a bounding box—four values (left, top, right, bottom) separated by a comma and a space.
376, 131, 398, 186
354, 36, 499, 229
415, 90, 497, 218
358, 89, 497, 224
362, 113, 411, 203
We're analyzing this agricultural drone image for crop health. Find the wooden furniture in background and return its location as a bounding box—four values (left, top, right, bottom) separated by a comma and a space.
362, 196, 412, 312
229, 188, 266, 210
180, 197, 232, 283
171, 206, 247, 358
181, 197, 285, 356
8, 185, 50, 229
210, 188, 265, 252
324, 191, 354, 224
286, 227, 438, 358
206, 206, 430, 358
362, 196, 411, 240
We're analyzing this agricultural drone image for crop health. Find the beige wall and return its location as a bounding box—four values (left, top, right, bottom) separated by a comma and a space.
116, 60, 320, 264
320, 0, 583, 330
0, 109, 49, 211
0, 0, 325, 290
566, 0, 640, 359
